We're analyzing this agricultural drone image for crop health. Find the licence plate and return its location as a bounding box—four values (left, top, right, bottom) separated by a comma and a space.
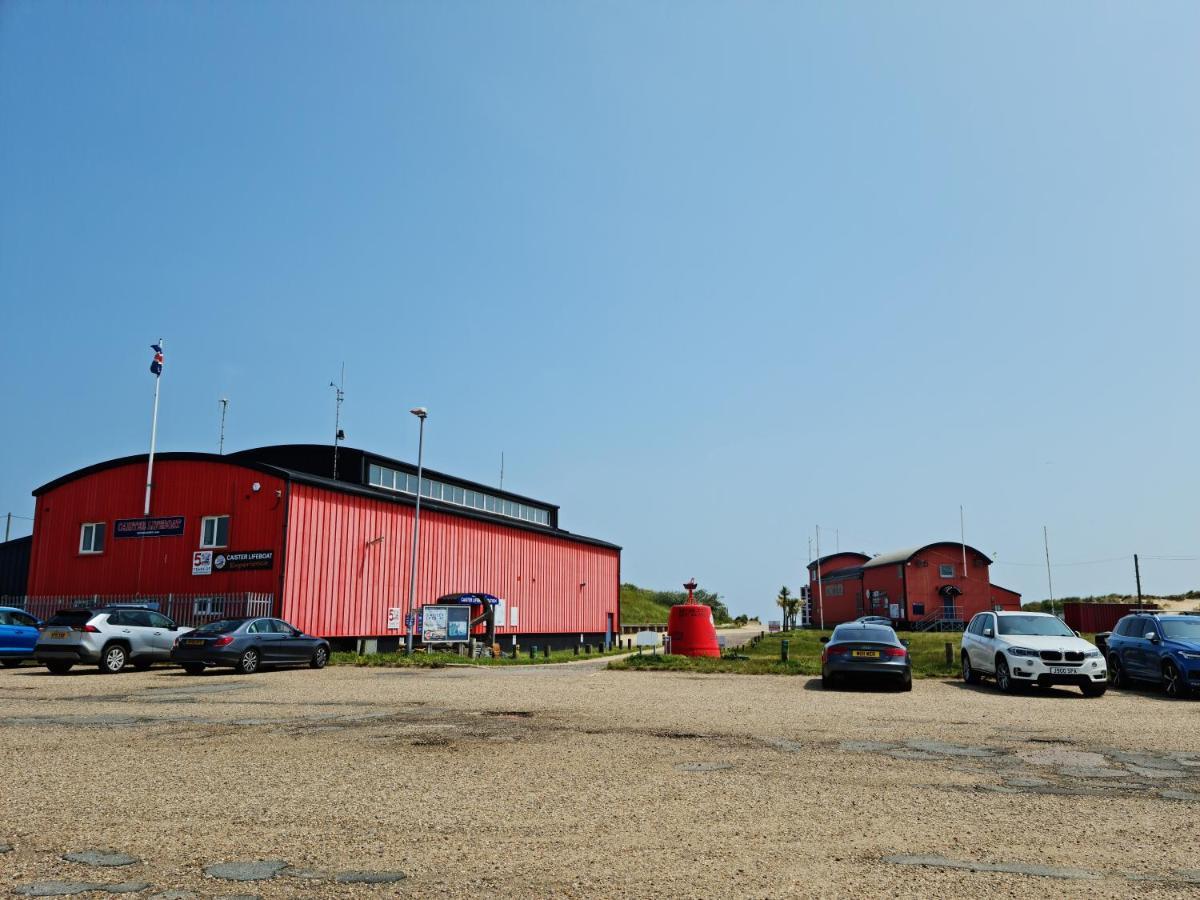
851, 650, 880, 658
184, 639, 205, 646
49, 631, 67, 639
1049, 667, 1075, 675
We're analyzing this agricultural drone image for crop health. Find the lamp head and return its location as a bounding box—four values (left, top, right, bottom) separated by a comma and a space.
410, 407, 428, 419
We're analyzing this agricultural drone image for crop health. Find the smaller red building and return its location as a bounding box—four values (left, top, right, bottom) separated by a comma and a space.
807, 542, 1021, 629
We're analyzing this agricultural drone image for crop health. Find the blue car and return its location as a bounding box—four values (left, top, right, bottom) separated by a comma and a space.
1106, 613, 1200, 699
0, 606, 43, 668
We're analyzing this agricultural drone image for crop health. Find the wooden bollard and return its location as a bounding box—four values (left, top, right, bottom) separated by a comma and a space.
780, 639, 790, 663
543, 645, 550, 659
573, 645, 579, 656
945, 642, 953, 667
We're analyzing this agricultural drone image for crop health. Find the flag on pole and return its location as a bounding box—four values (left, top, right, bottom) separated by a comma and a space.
150, 343, 164, 376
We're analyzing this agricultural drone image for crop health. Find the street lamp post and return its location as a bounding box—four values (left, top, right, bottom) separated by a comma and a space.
405, 407, 427, 656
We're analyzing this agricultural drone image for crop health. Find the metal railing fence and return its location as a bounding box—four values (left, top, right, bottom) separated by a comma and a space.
1, 593, 274, 629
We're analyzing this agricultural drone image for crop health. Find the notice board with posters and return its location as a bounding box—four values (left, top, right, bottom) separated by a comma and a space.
420, 604, 472, 643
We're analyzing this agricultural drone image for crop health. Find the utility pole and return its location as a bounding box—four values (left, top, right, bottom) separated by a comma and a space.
1134, 553, 1143, 604
4, 512, 10, 542
499, 451, 505, 491
1043, 526, 1055, 617
218, 398, 229, 455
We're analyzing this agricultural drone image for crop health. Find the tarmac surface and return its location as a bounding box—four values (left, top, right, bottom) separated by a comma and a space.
2, 656, 1198, 898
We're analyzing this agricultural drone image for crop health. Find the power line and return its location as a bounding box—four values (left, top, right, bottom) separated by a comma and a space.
992, 555, 1131, 568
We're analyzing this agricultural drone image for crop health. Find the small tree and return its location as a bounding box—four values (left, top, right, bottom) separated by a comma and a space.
776, 585, 801, 631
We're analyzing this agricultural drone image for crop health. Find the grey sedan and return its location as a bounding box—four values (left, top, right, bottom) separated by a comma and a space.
821, 623, 912, 691
171, 617, 330, 675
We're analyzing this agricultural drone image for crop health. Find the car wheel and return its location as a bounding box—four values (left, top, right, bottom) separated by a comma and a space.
45, 660, 73, 675
821, 672, 837, 690
131, 657, 154, 671
182, 663, 205, 675
238, 648, 260, 675
1107, 654, 1124, 688
961, 653, 981, 684
1163, 660, 1188, 699
99, 644, 127, 674
1, 659, 21, 668
1081, 681, 1107, 697
995, 656, 1015, 693
899, 674, 913, 692
310, 646, 329, 669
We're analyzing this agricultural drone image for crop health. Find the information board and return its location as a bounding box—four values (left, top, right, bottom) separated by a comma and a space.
420, 604, 472, 643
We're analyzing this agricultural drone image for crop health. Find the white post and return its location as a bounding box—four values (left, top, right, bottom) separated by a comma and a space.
144, 338, 163, 516
1043, 525, 1055, 617
405, 409, 427, 656
815, 525, 824, 631
960, 505, 968, 578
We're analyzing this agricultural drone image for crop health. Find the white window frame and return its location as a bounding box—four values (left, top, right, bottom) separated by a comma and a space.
79, 522, 105, 554
939, 563, 956, 579
200, 515, 230, 549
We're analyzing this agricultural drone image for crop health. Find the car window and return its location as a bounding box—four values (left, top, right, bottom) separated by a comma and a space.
11, 611, 37, 627
1161, 619, 1200, 641
834, 626, 894, 643
46, 610, 95, 626
0, 611, 12, 625
1137, 617, 1158, 638
273, 620, 296, 635
967, 616, 982, 635
248, 619, 269, 634
1113, 618, 1129, 636
147, 612, 173, 629
126, 610, 154, 627
997, 615, 1073, 637
192, 619, 244, 635
106, 611, 129, 626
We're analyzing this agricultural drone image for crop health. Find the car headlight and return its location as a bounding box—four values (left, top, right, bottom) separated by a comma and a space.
1178, 651, 1200, 660
1007, 647, 1040, 658
1083, 648, 1101, 658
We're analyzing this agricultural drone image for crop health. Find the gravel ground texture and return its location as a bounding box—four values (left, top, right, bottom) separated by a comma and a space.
2, 657, 1199, 898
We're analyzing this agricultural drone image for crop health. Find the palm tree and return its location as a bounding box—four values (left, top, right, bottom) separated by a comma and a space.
776, 585, 798, 631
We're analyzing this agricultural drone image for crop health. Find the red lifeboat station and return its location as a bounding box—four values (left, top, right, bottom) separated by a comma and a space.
23, 444, 621, 652
667, 578, 720, 657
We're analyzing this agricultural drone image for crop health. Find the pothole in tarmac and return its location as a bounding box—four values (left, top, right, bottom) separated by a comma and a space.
832, 738, 1200, 803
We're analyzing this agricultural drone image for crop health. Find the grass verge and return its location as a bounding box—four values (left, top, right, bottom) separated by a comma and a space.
608, 630, 971, 678
331, 644, 630, 668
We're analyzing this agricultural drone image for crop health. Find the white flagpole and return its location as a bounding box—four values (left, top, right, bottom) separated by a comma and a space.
144, 338, 163, 516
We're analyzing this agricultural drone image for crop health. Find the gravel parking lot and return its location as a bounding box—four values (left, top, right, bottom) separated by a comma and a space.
2, 659, 1198, 898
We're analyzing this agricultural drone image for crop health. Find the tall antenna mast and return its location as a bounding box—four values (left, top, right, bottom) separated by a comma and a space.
218, 398, 229, 455
499, 451, 505, 491
330, 363, 345, 479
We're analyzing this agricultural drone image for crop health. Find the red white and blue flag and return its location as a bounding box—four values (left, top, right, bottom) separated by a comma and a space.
149, 343, 164, 376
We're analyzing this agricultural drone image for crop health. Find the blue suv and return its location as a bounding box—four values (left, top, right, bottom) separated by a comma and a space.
0, 606, 43, 667
1106, 613, 1200, 699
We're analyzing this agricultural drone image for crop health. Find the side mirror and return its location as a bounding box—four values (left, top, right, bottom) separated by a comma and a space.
819, 636, 830, 644
1074, 630, 1081, 637
901, 639, 910, 647
983, 628, 994, 638
169, 625, 178, 631
1145, 632, 1159, 643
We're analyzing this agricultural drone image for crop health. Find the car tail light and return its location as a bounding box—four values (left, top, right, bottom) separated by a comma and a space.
78, 624, 100, 633
884, 647, 907, 658
213, 635, 234, 647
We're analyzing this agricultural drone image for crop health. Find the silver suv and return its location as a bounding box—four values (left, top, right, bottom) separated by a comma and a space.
35, 606, 191, 674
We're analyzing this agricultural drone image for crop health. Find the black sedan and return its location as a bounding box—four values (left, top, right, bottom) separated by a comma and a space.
171, 617, 330, 675
821, 623, 912, 691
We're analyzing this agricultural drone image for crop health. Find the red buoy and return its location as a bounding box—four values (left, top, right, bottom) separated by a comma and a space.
667, 578, 721, 658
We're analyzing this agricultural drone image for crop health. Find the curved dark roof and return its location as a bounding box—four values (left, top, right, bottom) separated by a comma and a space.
862, 542, 993, 569
807, 552, 870, 571
30, 448, 619, 552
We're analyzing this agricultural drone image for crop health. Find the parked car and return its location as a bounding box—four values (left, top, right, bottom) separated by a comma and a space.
855, 615, 893, 627
1094, 631, 1111, 658
820, 622, 912, 691
0, 607, 42, 667
961, 610, 1106, 696
171, 617, 330, 675
1106, 613, 1200, 699
35, 606, 191, 674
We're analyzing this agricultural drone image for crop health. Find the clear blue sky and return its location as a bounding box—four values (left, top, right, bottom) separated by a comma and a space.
2, 2, 1197, 620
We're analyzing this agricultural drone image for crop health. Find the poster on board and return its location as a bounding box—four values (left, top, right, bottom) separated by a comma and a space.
192, 550, 213, 576
420, 604, 472, 643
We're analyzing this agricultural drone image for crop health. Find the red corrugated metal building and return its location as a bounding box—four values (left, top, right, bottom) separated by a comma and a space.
807, 542, 1021, 629
25, 444, 620, 650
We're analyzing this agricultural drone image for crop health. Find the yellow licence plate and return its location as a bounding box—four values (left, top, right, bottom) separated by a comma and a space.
184, 639, 205, 646
50, 631, 68, 639
851, 650, 880, 658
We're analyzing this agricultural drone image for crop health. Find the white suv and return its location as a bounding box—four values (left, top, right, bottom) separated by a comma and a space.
961, 610, 1107, 697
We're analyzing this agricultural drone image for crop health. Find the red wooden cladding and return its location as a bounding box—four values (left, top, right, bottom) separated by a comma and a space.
27, 460, 287, 597
1062, 602, 1139, 634
281, 483, 619, 638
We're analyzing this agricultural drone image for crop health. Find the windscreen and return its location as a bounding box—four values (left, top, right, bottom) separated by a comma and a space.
46, 610, 94, 626
997, 615, 1074, 637
1161, 619, 1200, 641
190, 619, 244, 635
833, 626, 895, 644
